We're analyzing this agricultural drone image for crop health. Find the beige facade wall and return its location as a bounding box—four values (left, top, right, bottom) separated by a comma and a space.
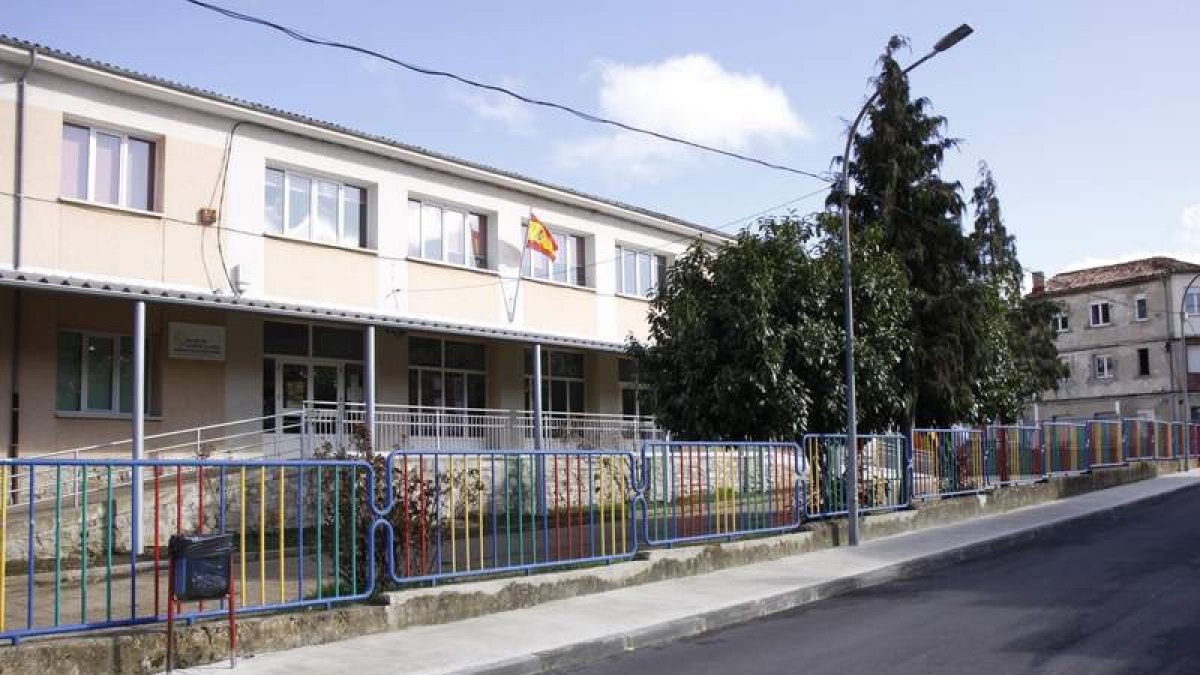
262, 236, 378, 309
14, 291, 229, 454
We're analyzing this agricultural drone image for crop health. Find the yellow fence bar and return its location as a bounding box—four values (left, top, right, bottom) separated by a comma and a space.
278, 464, 286, 604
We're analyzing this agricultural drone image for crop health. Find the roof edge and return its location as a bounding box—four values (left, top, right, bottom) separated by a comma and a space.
0, 35, 738, 244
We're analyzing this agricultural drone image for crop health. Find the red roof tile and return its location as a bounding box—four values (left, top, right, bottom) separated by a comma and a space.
1044, 257, 1200, 295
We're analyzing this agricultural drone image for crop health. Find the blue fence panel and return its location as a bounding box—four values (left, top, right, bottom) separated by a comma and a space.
378, 449, 637, 586
800, 434, 907, 519
640, 442, 801, 546
0, 457, 373, 644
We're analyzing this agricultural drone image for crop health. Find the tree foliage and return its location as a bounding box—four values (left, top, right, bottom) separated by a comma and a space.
627, 216, 912, 440
630, 35, 1063, 439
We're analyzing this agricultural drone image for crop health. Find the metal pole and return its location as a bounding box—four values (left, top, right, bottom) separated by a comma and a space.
1180, 273, 1200, 462
132, 300, 146, 554
838, 25, 972, 547
532, 343, 544, 452
365, 325, 377, 452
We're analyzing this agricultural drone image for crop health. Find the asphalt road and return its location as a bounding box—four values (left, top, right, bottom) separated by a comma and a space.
561, 485, 1200, 675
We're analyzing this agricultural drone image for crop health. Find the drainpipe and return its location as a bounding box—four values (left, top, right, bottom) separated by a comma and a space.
8, 47, 37, 465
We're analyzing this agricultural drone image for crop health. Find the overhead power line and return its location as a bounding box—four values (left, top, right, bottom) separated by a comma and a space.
181, 0, 832, 183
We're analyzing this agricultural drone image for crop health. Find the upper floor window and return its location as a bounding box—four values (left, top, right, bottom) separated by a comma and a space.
1094, 354, 1115, 379
523, 224, 586, 287
1052, 312, 1069, 333
264, 168, 366, 248
1137, 347, 1151, 376
407, 199, 489, 269
1134, 295, 1148, 321
61, 123, 155, 211
1186, 289, 1200, 317
616, 246, 667, 298
1089, 301, 1111, 327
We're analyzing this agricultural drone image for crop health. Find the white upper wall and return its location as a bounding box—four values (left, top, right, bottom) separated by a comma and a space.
0, 45, 726, 346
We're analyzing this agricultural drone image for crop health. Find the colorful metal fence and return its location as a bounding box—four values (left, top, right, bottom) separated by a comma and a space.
376, 450, 637, 585
985, 425, 1043, 485
640, 442, 801, 546
1085, 420, 1124, 468
801, 435, 907, 518
0, 458, 373, 643
910, 429, 990, 499
1042, 422, 1087, 474
1123, 419, 1169, 461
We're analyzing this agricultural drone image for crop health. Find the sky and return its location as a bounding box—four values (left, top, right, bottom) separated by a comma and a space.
4, 0, 1198, 277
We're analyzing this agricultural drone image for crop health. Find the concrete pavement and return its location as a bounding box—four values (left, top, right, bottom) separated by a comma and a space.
176, 469, 1200, 675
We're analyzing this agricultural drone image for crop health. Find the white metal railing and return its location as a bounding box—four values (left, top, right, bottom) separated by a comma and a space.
10, 414, 306, 507
304, 401, 665, 455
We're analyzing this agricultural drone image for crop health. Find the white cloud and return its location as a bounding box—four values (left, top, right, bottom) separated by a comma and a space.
1181, 203, 1200, 247
555, 54, 808, 179
452, 77, 534, 135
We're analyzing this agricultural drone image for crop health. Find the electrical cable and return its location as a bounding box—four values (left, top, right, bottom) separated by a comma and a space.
180, 0, 831, 183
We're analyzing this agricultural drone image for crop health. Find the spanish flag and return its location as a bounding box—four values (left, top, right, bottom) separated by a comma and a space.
526, 214, 559, 262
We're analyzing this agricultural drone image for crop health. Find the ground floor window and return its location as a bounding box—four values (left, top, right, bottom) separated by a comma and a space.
618, 358, 652, 418
407, 336, 487, 410
56, 330, 150, 414
524, 349, 585, 413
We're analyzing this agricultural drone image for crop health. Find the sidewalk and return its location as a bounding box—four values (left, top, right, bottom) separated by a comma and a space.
179, 470, 1200, 675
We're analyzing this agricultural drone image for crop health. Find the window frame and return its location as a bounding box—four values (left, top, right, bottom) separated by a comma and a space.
1137, 347, 1151, 377
1089, 301, 1112, 327
521, 223, 588, 288
264, 166, 368, 249
1133, 294, 1148, 322
1093, 353, 1115, 380
1185, 289, 1200, 317
615, 245, 668, 298
406, 336, 488, 411
524, 348, 586, 413
1052, 311, 1070, 334
56, 329, 151, 415
61, 122, 157, 211
406, 198, 490, 270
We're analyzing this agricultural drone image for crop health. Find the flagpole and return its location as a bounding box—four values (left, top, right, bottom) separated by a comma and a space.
507, 213, 533, 323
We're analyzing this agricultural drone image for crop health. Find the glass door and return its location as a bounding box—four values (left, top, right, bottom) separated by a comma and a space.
278, 361, 310, 434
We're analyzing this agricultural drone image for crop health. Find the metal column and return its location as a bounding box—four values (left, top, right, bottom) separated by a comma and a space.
532, 343, 544, 451
365, 325, 376, 451
131, 300, 146, 554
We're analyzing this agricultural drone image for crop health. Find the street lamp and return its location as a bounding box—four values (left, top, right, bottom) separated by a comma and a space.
840, 24, 973, 546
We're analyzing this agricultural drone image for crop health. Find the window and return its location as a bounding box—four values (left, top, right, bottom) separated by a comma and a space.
407, 337, 487, 411
1134, 295, 1148, 321
1059, 357, 1071, 382
522, 223, 586, 287
264, 168, 366, 248
1188, 345, 1200, 374
618, 358, 653, 418
524, 349, 585, 412
56, 331, 150, 414
1089, 301, 1111, 327
1186, 289, 1200, 317
407, 199, 489, 269
1052, 312, 1069, 333
1094, 354, 1115, 379
1137, 347, 1151, 376
616, 246, 668, 298
60, 123, 155, 210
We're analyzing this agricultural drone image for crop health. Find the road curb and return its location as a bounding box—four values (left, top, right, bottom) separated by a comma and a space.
445, 476, 1200, 675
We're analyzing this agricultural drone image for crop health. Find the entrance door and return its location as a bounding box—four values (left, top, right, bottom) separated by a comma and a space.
278, 361, 310, 434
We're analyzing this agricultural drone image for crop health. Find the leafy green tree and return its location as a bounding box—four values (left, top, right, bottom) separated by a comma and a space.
627, 215, 911, 440
968, 163, 1065, 422
833, 35, 985, 431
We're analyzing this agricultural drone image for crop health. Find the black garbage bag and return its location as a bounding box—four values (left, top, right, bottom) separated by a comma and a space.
169, 533, 233, 602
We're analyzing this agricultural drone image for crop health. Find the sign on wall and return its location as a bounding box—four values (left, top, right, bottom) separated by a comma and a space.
168, 322, 226, 361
